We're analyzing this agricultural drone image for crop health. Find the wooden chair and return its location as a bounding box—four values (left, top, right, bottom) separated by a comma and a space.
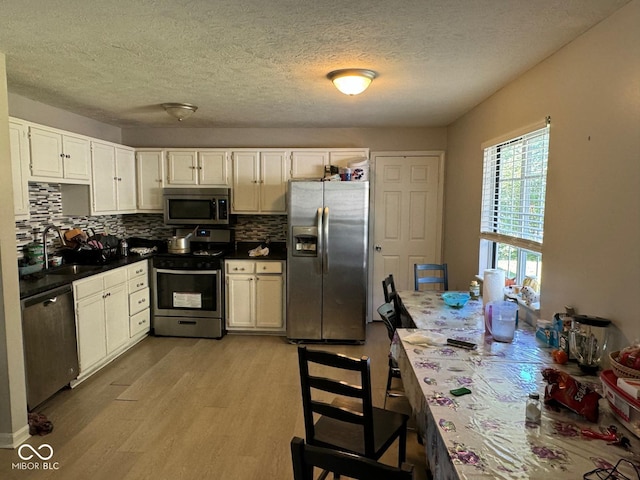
414, 263, 448, 291
297, 346, 408, 469
290, 437, 415, 480
376, 302, 404, 407
382, 274, 413, 328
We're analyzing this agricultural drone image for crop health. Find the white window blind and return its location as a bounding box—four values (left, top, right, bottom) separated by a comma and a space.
480, 126, 549, 253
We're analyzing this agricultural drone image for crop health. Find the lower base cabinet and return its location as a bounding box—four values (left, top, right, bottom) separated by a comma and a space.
225, 260, 285, 332
72, 260, 150, 384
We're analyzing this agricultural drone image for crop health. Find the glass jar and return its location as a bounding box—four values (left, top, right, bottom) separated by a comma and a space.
469, 281, 480, 299
525, 393, 541, 425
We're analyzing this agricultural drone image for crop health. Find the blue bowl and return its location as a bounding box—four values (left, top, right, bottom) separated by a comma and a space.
442, 292, 471, 309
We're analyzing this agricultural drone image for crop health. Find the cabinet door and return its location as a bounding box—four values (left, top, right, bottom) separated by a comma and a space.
255, 275, 283, 328
115, 147, 137, 212
76, 293, 107, 373
167, 151, 198, 185
105, 283, 129, 354
226, 274, 255, 328
91, 142, 118, 213
199, 151, 229, 186
62, 134, 91, 180
260, 151, 287, 213
231, 151, 260, 212
290, 151, 328, 179
9, 121, 30, 217
136, 150, 165, 211
29, 126, 64, 178
328, 150, 369, 169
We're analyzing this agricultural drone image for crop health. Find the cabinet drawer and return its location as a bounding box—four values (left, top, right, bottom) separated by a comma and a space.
130, 308, 150, 337
226, 261, 255, 274
129, 287, 150, 316
127, 261, 148, 279
128, 274, 149, 294
104, 268, 127, 289
74, 275, 104, 300
255, 261, 282, 274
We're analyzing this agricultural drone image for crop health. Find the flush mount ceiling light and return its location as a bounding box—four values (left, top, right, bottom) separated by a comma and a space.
327, 69, 378, 95
162, 103, 198, 121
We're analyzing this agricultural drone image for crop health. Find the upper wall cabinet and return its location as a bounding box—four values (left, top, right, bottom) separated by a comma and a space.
9, 119, 30, 219
91, 141, 136, 214
289, 149, 369, 178
231, 150, 288, 214
136, 149, 165, 212
28, 125, 91, 183
166, 149, 229, 187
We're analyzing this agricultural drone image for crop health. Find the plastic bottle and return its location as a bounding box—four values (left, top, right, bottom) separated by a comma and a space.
120, 238, 128, 257
525, 393, 541, 425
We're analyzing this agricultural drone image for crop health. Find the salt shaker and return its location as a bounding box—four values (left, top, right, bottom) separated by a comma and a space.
525, 393, 541, 425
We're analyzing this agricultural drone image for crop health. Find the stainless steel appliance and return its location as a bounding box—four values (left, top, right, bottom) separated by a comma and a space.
287, 180, 369, 342
21, 285, 79, 410
163, 188, 230, 226
152, 228, 232, 339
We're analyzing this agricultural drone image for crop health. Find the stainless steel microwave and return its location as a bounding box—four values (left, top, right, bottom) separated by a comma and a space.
163, 188, 230, 226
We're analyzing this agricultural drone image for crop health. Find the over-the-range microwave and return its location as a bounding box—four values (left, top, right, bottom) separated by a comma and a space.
163, 188, 230, 226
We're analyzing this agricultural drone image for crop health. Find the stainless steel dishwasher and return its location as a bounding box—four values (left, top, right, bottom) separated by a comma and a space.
21, 284, 79, 410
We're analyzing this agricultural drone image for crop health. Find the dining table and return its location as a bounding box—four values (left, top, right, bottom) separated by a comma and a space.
392, 289, 640, 479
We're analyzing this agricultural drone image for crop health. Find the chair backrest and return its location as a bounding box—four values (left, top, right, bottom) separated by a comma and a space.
290, 437, 415, 480
382, 274, 397, 303
297, 346, 376, 456
414, 263, 449, 291
376, 302, 398, 341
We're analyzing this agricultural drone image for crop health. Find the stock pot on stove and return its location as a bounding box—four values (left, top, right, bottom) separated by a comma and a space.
167, 231, 194, 254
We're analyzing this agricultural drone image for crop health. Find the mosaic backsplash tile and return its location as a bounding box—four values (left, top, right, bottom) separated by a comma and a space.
15, 182, 287, 259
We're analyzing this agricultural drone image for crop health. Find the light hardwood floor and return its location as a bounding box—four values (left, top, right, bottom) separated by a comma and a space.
0, 322, 428, 480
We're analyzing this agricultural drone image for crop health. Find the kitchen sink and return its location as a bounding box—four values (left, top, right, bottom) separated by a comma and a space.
47, 264, 100, 275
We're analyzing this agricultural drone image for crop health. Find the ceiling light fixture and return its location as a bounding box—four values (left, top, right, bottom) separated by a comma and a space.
327, 69, 378, 95
162, 103, 198, 121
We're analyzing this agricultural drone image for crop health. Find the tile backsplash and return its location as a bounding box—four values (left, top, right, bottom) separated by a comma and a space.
15, 182, 287, 258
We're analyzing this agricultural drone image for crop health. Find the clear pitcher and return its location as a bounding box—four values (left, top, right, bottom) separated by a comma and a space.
485, 301, 519, 342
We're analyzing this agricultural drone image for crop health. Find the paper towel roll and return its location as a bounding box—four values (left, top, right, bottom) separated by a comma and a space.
483, 269, 505, 306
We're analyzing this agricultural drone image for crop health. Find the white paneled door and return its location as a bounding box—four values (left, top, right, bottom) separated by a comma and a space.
371, 152, 445, 318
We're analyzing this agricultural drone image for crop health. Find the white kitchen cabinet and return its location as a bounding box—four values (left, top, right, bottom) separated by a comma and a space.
225, 260, 285, 332
91, 141, 136, 214
166, 149, 229, 186
29, 125, 91, 183
136, 149, 165, 211
9, 119, 30, 218
231, 150, 287, 214
127, 261, 150, 337
72, 261, 150, 384
289, 149, 369, 178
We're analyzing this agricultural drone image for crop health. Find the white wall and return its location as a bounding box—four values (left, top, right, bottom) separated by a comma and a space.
0, 54, 29, 448
445, 1, 640, 346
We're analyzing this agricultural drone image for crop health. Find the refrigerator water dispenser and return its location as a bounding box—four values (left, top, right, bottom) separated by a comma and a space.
292, 226, 318, 256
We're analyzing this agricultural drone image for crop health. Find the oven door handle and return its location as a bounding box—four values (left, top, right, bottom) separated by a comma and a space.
154, 268, 221, 275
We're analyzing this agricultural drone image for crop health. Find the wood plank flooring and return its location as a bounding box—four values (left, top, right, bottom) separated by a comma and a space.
0, 323, 428, 479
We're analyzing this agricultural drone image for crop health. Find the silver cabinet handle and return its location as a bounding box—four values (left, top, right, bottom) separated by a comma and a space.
375, 245, 382, 252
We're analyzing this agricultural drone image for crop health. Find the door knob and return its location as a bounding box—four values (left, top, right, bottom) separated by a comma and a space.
375, 245, 382, 252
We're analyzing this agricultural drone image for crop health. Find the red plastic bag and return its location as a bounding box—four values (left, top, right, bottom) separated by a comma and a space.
542, 368, 601, 422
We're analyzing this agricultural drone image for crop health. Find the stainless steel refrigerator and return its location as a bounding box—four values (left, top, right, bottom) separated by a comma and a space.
287, 180, 369, 341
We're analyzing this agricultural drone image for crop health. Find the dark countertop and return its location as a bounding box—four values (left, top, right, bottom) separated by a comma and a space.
19, 255, 153, 300
225, 242, 287, 261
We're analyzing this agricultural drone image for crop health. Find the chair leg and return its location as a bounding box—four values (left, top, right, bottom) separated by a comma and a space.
398, 425, 407, 467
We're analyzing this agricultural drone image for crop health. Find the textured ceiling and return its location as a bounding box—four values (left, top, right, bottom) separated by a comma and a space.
0, 0, 630, 128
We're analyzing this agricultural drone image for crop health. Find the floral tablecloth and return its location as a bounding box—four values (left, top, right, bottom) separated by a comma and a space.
393, 290, 640, 479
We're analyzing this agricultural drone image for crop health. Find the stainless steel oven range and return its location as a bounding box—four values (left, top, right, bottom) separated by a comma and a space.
152, 228, 232, 339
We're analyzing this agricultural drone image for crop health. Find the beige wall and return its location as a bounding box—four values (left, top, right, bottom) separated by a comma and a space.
445, 1, 640, 345
122, 126, 446, 151
0, 55, 29, 447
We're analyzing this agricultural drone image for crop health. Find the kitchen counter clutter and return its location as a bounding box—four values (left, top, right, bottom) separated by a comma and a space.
226, 241, 287, 260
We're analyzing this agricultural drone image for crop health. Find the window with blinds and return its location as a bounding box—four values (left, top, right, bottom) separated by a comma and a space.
480, 126, 549, 253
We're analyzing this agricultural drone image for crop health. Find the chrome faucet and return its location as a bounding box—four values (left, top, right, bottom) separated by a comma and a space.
42, 225, 64, 270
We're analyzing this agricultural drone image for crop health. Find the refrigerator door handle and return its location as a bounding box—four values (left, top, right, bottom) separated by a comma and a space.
323, 207, 329, 273
316, 207, 324, 273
